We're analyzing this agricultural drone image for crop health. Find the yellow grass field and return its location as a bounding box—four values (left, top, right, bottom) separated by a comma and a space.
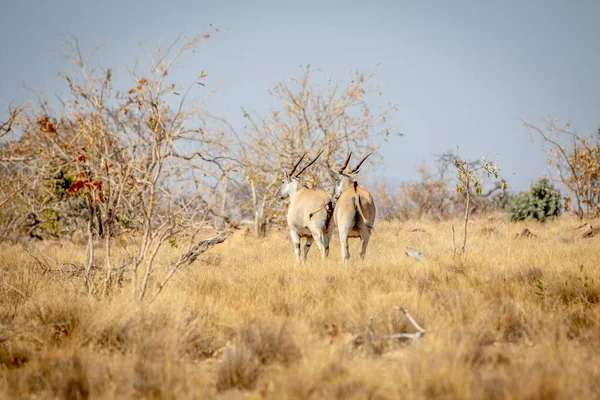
1, 217, 599, 399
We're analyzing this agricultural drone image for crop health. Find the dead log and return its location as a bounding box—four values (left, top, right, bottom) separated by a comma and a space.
384, 307, 427, 342
559, 223, 595, 242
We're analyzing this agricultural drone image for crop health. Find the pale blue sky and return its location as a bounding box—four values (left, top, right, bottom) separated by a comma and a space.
1, 0, 599, 190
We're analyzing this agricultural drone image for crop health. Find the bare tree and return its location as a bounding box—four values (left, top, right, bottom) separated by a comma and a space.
0, 34, 231, 299
225, 65, 398, 237
0, 105, 27, 213
523, 118, 600, 219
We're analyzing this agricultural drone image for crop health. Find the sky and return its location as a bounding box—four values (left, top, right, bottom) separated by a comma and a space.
1, 0, 599, 191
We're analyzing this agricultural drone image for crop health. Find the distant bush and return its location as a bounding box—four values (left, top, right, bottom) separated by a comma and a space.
488, 190, 514, 212
510, 179, 561, 221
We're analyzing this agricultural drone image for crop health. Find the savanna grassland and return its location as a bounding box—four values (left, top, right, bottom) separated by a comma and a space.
1, 217, 599, 399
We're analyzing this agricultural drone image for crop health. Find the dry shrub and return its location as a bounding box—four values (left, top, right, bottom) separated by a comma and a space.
82, 307, 184, 358
4, 349, 94, 399
215, 345, 261, 392
556, 283, 600, 305
241, 322, 301, 366
470, 338, 514, 369
565, 309, 597, 340
40, 350, 91, 400
91, 323, 128, 354
514, 266, 544, 284
270, 298, 295, 317
478, 301, 532, 344
549, 268, 600, 306
127, 312, 175, 357
21, 297, 88, 348
0, 341, 31, 369
473, 348, 512, 370
133, 356, 168, 399
177, 309, 228, 361
496, 302, 532, 343
79, 307, 137, 355
125, 310, 216, 398
351, 327, 386, 357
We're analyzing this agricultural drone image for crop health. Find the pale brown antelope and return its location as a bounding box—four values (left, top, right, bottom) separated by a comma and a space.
330, 152, 376, 262
279, 151, 335, 262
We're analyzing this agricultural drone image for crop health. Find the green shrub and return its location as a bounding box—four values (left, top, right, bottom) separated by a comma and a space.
510, 179, 561, 221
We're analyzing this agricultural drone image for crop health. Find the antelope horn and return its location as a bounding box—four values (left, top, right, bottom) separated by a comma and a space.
351, 152, 372, 173
289, 152, 307, 176
339, 151, 352, 173
295, 150, 323, 177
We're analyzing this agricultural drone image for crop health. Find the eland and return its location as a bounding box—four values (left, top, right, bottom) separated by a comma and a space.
330, 152, 376, 262
280, 151, 335, 262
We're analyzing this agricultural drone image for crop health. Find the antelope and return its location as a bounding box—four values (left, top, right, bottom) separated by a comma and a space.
330, 152, 376, 262
279, 151, 335, 262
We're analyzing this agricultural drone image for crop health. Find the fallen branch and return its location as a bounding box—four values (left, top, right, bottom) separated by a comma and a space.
59, 262, 83, 278
24, 248, 52, 275
151, 232, 229, 301
179, 232, 229, 267
384, 306, 427, 342
360, 306, 428, 348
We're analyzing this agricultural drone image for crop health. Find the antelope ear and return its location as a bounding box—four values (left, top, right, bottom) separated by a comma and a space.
329, 168, 338, 179
282, 169, 290, 180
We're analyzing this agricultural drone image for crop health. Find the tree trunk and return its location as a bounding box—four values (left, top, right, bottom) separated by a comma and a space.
461, 184, 470, 255
84, 198, 95, 294
254, 209, 266, 238
138, 240, 161, 301
96, 205, 104, 238
219, 176, 229, 229
102, 213, 112, 296
249, 181, 266, 238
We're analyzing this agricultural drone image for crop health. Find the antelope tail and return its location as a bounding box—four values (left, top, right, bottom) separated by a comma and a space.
323, 200, 334, 235
353, 182, 373, 233
309, 200, 334, 220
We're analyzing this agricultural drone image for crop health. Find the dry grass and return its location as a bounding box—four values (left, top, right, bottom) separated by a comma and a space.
1, 217, 600, 399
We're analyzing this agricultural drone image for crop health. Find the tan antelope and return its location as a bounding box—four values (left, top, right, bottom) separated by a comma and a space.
330, 152, 376, 262
279, 151, 335, 262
